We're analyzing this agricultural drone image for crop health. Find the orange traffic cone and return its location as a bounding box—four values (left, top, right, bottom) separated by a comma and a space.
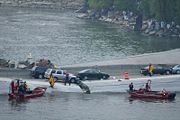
124, 72, 129, 80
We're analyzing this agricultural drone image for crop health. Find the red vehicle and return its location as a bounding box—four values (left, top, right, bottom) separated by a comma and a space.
128, 80, 176, 100
8, 79, 47, 100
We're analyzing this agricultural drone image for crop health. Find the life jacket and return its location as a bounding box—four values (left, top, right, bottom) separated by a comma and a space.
49, 75, 55, 88
148, 65, 153, 73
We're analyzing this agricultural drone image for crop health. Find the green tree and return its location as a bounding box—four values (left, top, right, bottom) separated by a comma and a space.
113, 0, 137, 11
87, 0, 180, 24
175, 0, 180, 24
147, 0, 177, 21
138, 0, 151, 18
88, 0, 113, 10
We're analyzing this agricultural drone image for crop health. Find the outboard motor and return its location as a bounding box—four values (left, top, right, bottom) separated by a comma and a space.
75, 80, 90, 94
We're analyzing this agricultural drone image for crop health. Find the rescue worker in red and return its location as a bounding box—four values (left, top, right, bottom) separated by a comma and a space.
15, 79, 20, 93
10, 80, 15, 95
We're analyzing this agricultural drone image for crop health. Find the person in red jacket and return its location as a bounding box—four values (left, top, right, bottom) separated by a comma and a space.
10, 80, 15, 95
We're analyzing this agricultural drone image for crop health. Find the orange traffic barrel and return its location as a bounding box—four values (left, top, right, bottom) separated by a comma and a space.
124, 72, 129, 80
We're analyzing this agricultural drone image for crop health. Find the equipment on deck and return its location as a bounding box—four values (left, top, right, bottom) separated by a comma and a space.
8, 79, 47, 100
128, 80, 176, 100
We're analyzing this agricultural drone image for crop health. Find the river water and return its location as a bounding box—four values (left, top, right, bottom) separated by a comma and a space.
0, 79, 180, 120
0, 91, 180, 120
0, 7, 180, 65
0, 7, 180, 120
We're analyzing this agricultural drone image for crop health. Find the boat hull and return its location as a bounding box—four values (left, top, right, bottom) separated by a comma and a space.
8, 87, 47, 100
128, 90, 176, 100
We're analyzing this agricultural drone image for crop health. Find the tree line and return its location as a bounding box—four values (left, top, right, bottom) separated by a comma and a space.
86, 0, 180, 24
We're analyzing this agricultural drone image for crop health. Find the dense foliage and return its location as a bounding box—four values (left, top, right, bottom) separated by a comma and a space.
87, 0, 180, 24
88, 0, 113, 9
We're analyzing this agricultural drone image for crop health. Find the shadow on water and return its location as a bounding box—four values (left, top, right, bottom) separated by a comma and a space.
8, 99, 29, 111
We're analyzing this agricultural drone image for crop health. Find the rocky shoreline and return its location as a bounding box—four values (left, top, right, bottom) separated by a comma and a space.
1, 1, 180, 38
76, 9, 180, 38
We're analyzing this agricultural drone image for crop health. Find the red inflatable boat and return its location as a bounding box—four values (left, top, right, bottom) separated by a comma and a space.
8, 79, 47, 100
8, 86, 47, 100
128, 89, 176, 100
128, 80, 176, 100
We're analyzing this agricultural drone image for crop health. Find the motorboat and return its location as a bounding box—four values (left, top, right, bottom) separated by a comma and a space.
128, 89, 176, 100
8, 79, 47, 100
8, 86, 47, 100
128, 80, 176, 100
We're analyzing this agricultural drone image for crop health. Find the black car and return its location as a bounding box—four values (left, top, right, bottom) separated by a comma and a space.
77, 69, 110, 80
31, 66, 49, 79
140, 65, 171, 76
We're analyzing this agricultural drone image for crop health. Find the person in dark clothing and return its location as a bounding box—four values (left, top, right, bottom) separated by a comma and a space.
129, 82, 134, 91
65, 73, 69, 86
18, 83, 25, 95
145, 82, 150, 92
68, 78, 71, 86
24, 81, 28, 92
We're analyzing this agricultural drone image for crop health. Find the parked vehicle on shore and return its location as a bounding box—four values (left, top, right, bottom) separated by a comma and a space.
76, 69, 110, 80
171, 65, 180, 74
140, 65, 172, 76
31, 66, 49, 79
44, 68, 77, 83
